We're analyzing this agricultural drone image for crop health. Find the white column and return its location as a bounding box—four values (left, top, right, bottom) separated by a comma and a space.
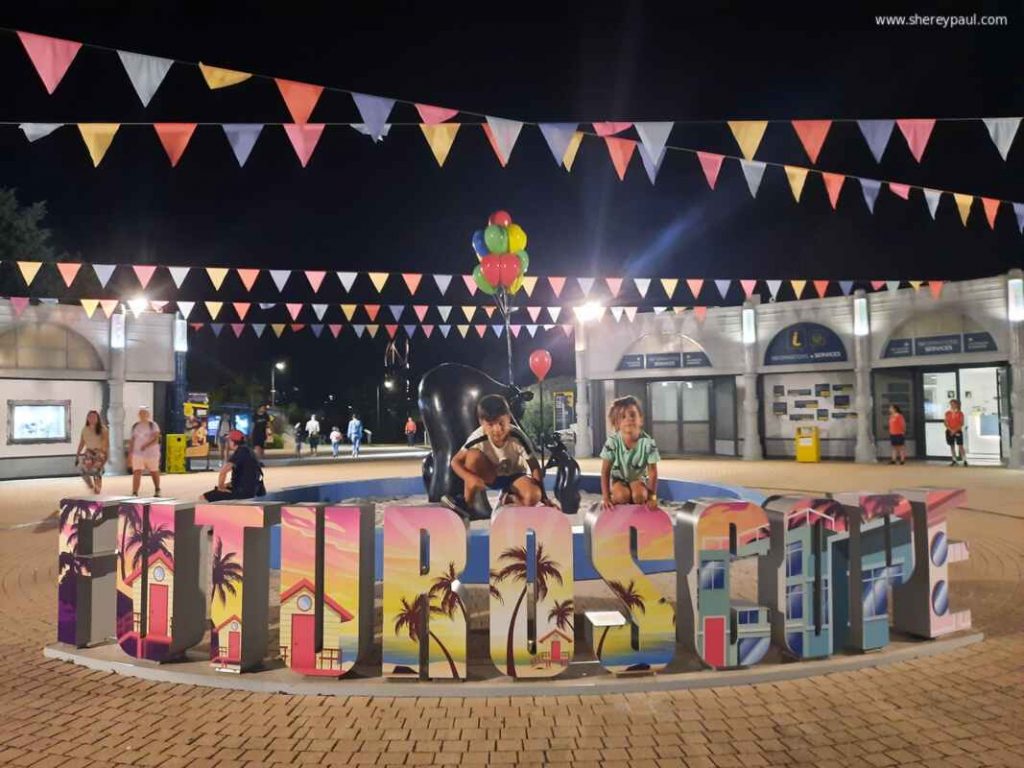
741, 304, 762, 460
106, 312, 127, 474
573, 320, 592, 457
853, 290, 876, 463
1008, 270, 1024, 468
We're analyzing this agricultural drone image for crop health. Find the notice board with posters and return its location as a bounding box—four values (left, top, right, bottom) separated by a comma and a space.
762, 370, 858, 457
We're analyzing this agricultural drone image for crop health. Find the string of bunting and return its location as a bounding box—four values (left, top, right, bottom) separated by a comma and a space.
7, 29, 1024, 232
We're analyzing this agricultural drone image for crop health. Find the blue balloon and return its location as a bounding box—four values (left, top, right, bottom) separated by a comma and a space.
472, 229, 489, 257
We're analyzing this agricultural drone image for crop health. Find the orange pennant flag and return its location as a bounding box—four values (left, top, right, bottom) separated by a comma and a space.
233, 302, 250, 320
154, 123, 197, 167
275, 78, 324, 124
402, 273, 422, 295
693, 306, 708, 323
78, 124, 119, 166
17, 261, 42, 286
784, 166, 809, 202
604, 137, 636, 180
57, 262, 81, 287
366, 325, 380, 338
206, 267, 229, 290
419, 124, 460, 167
791, 120, 832, 163
686, 279, 704, 299
547, 276, 567, 298
728, 120, 768, 160
305, 270, 326, 293
929, 281, 944, 300
813, 280, 830, 298
99, 299, 119, 318
483, 306, 496, 318
368, 272, 389, 292
364, 304, 381, 321
821, 173, 846, 209
198, 62, 251, 89
981, 197, 1000, 229
791, 280, 807, 299
237, 268, 260, 291
80, 298, 99, 318
953, 193, 973, 226
605, 277, 623, 297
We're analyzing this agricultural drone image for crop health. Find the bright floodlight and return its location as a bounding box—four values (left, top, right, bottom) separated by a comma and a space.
275, 361, 287, 371
1009, 278, 1024, 322
384, 378, 395, 390
576, 301, 605, 323
128, 297, 148, 317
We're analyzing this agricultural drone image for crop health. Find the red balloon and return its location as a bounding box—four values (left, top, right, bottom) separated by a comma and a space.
481, 254, 502, 288
529, 349, 552, 381
498, 253, 521, 287
489, 210, 512, 227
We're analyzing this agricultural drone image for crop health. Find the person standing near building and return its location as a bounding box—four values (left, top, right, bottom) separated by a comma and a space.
404, 416, 418, 447
945, 399, 967, 466
306, 414, 321, 456
330, 425, 342, 458
293, 422, 304, 457
75, 410, 109, 494
252, 404, 270, 460
347, 413, 364, 458
887, 404, 906, 465
130, 406, 162, 496
217, 412, 232, 465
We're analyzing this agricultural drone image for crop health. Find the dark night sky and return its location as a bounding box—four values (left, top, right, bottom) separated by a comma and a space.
2, 1, 1023, 426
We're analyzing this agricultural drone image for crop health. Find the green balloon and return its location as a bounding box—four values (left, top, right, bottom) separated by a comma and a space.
473, 264, 497, 295
484, 224, 508, 254
516, 248, 529, 273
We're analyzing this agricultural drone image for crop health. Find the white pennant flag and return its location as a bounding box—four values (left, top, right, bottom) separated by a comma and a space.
252, 324, 266, 338
766, 279, 782, 300
653, 306, 667, 315
485, 116, 524, 164
117, 51, 173, 107
92, 263, 117, 288
177, 301, 195, 319
715, 279, 731, 299
634, 278, 651, 297
635, 122, 673, 164
886, 280, 901, 292
433, 274, 452, 294
168, 266, 190, 288
548, 306, 562, 322
439, 325, 451, 338
19, 123, 63, 142
983, 117, 1021, 161
352, 325, 366, 338
624, 306, 638, 322
740, 159, 767, 197
610, 306, 624, 322
924, 189, 942, 219
437, 305, 452, 322
526, 325, 538, 337
312, 303, 328, 320
337, 271, 358, 291
259, 302, 276, 310
270, 270, 291, 291
577, 277, 595, 297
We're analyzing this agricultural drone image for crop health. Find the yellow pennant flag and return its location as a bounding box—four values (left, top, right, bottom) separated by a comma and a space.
206, 267, 229, 290
419, 124, 460, 167
271, 323, 286, 337
521, 275, 538, 296
461, 305, 476, 321
660, 278, 678, 299
340, 304, 357, 321
368, 272, 389, 292
728, 120, 768, 160
80, 298, 99, 318
563, 132, 584, 171
366, 324, 379, 338
784, 166, 809, 202
204, 301, 223, 320
791, 279, 807, 299
673, 307, 688, 315
198, 62, 252, 89
457, 324, 470, 338
78, 124, 120, 167
909, 280, 923, 291
17, 261, 42, 285
953, 193, 973, 226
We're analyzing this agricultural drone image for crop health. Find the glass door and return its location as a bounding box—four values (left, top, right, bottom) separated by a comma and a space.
922, 370, 958, 458
649, 381, 681, 453
681, 380, 712, 454
998, 366, 1011, 463
960, 367, 1001, 463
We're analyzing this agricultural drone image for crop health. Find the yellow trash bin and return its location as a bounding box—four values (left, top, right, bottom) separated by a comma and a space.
794, 426, 820, 463
165, 434, 187, 474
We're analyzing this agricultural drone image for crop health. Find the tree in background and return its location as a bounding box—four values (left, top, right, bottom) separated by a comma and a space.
517, 375, 576, 448
0, 189, 72, 296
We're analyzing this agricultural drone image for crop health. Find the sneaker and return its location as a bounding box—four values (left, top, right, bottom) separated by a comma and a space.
961, 460, 968, 466
889, 460, 896, 465
440, 494, 471, 519
949, 460, 958, 466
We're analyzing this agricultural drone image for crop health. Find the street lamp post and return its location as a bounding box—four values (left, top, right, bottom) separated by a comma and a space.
271, 361, 286, 406
377, 377, 395, 440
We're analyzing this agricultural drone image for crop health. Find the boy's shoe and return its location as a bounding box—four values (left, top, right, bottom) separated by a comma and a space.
949, 460, 958, 466
440, 494, 471, 519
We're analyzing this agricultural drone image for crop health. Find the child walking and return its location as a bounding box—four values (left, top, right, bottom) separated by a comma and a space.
888, 404, 906, 465
600, 395, 661, 509
945, 398, 967, 466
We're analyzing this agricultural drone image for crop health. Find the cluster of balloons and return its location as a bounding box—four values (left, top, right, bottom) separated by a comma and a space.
471, 210, 530, 295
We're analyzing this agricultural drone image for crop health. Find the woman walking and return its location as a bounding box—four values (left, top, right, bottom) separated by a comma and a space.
75, 410, 109, 493
129, 406, 162, 496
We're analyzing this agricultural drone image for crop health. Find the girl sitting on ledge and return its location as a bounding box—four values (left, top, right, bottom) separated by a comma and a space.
600, 395, 661, 510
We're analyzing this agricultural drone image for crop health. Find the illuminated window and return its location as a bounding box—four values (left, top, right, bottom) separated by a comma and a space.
699, 560, 726, 590
786, 540, 803, 578
786, 584, 804, 619
862, 566, 890, 617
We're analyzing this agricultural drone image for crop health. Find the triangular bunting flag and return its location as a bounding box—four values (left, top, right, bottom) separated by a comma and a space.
403, 324, 417, 337
548, 307, 562, 322
839, 281, 854, 296
80, 298, 98, 318
526, 325, 538, 337
929, 281, 944, 300
199, 62, 251, 89
508, 325, 519, 338
715, 279, 731, 299
547, 276, 566, 298
283, 123, 325, 167
365, 325, 379, 338
272, 324, 286, 338
562, 132, 584, 171
461, 305, 476, 322
132, 265, 156, 289
982, 117, 1021, 160
433, 274, 452, 294
624, 307, 638, 322
368, 272, 389, 292
385, 324, 398, 339
610, 306, 624, 322
19, 123, 63, 142
438, 325, 451, 338
364, 304, 381, 321
236, 268, 260, 291
329, 324, 342, 338
352, 93, 395, 142
886, 281, 900, 293
286, 303, 303, 321
924, 189, 942, 219
17, 261, 42, 286
888, 183, 911, 200
909, 281, 922, 292
696, 152, 724, 190
728, 120, 768, 159
221, 124, 262, 167
526, 307, 541, 322
538, 123, 578, 166
484, 117, 524, 166
99, 299, 119, 318
492, 324, 504, 338
857, 120, 895, 162
117, 51, 173, 107
275, 78, 323, 123
766, 280, 782, 300
521, 275, 538, 296
694, 306, 707, 323
311, 304, 328, 321
561, 324, 574, 338
652, 307, 667, 315
604, 137, 636, 180
813, 280, 829, 298
462, 274, 477, 295
896, 118, 936, 162
740, 159, 766, 198
17, 32, 81, 94
210, 324, 224, 338
419, 124, 460, 166
92, 263, 117, 288
270, 270, 291, 291
437, 305, 452, 322
252, 323, 266, 338
189, 323, 204, 332
204, 301, 223, 320
784, 166, 809, 202
791, 120, 832, 163
177, 301, 195, 319
149, 301, 168, 312
605, 277, 623, 297
78, 124, 119, 166
167, 266, 189, 288
457, 325, 470, 338
206, 267, 229, 291
232, 302, 251, 320
415, 104, 458, 124
870, 281, 886, 291
291, 323, 306, 333
637, 140, 666, 185
304, 270, 326, 293
791, 280, 807, 299
231, 323, 245, 338
1014, 203, 1024, 233
577, 277, 595, 297
661, 278, 678, 299
634, 278, 651, 298
259, 303, 276, 310
593, 122, 632, 136
389, 305, 404, 321
352, 325, 365, 338
954, 193, 973, 226
635, 122, 673, 163
740, 280, 757, 299
672, 307, 687, 315
337, 272, 357, 292
686, 279, 704, 299
340, 304, 357, 321
401, 273, 422, 295
822, 173, 845, 209
981, 198, 1000, 230
413, 305, 428, 322
859, 178, 882, 213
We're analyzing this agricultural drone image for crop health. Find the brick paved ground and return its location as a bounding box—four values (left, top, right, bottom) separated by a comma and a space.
1, 458, 1022, 767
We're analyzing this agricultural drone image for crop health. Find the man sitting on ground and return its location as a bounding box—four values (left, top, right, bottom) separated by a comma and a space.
203, 430, 264, 502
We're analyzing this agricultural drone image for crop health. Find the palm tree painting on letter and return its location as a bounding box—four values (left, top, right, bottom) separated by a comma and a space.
392, 593, 461, 679
118, 504, 142, 580
211, 537, 243, 604
548, 599, 574, 633
428, 561, 467, 622
128, 524, 173, 573
491, 544, 564, 678
596, 580, 646, 660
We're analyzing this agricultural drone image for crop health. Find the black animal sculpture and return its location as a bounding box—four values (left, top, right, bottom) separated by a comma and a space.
419, 363, 580, 519
543, 432, 581, 516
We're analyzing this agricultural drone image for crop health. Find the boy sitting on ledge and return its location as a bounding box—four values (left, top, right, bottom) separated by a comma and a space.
601, 395, 660, 510
443, 394, 551, 517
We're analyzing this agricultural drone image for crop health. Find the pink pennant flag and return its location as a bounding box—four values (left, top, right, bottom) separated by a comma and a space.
561, 325, 574, 338
896, 118, 936, 163
413, 305, 428, 322
593, 122, 632, 136
9, 297, 30, 317
605, 277, 623, 297
402, 273, 422, 295
693, 306, 707, 323
421, 325, 434, 338
286, 303, 303, 321
99, 299, 119, 318
231, 324, 245, 338
888, 182, 911, 200
462, 274, 478, 295
475, 324, 487, 338
233, 302, 251, 320
791, 120, 832, 164
56, 262, 81, 287
237, 268, 260, 291
929, 281, 944, 300
509, 325, 521, 338
290, 324, 305, 333
871, 280, 886, 291
17, 31, 82, 95
275, 78, 324, 124
153, 123, 197, 167
686, 279, 704, 299
385, 324, 398, 339
813, 280, 830, 298
981, 198, 1000, 230
604, 137, 636, 180
283, 124, 325, 167
547, 276, 566, 298
329, 324, 342, 338
483, 306, 496, 319
740, 280, 757, 299
415, 104, 458, 124
696, 152, 724, 190
305, 270, 326, 293
821, 173, 846, 209
527, 306, 542, 322
133, 265, 156, 289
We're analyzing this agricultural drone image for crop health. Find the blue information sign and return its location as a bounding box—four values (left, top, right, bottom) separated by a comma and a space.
882, 338, 912, 358
914, 334, 962, 356
964, 331, 997, 352
617, 354, 645, 370
683, 351, 711, 367
764, 322, 848, 365
646, 352, 682, 369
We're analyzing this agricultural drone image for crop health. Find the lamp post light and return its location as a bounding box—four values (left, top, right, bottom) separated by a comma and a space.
377, 376, 395, 438
271, 361, 286, 406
